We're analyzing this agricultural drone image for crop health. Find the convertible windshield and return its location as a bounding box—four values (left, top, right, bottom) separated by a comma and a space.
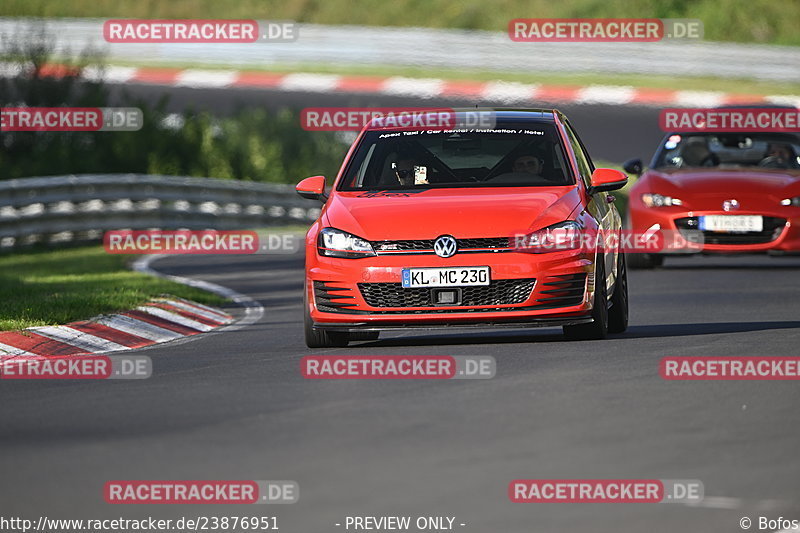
654, 132, 800, 170
338, 125, 573, 190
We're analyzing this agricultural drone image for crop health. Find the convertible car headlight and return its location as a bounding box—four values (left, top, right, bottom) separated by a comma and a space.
515, 221, 583, 253
781, 197, 800, 206
317, 227, 376, 258
642, 193, 683, 207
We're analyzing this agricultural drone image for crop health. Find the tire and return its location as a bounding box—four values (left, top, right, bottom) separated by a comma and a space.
304, 289, 350, 348
607, 253, 629, 334
563, 259, 608, 341
627, 252, 664, 269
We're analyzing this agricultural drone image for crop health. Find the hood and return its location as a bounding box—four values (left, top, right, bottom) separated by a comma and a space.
642, 168, 800, 209
647, 168, 800, 194
322, 187, 581, 240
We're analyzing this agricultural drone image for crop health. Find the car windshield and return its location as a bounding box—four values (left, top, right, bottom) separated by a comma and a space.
654, 132, 800, 170
338, 124, 573, 190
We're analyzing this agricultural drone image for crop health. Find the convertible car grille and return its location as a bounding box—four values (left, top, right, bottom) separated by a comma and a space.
371, 237, 511, 254
358, 278, 535, 308
675, 216, 787, 245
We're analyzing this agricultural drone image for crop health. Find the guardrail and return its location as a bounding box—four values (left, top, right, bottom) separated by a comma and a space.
2, 18, 800, 82
0, 174, 319, 250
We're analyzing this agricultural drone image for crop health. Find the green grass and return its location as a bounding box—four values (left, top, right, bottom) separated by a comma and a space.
106, 59, 800, 97
0, 246, 227, 331
3, 0, 799, 46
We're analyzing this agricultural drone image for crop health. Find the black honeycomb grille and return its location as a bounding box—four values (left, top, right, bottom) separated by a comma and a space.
358, 279, 535, 308
372, 237, 510, 252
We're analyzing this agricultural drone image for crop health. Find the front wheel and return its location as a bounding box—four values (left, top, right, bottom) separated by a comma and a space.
563, 259, 608, 341
304, 289, 350, 348
607, 253, 629, 334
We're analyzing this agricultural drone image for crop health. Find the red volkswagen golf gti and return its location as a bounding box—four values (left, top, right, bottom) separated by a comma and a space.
297, 110, 629, 347
624, 131, 800, 268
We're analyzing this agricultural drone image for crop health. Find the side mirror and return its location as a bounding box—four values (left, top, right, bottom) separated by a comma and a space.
588, 168, 628, 195
622, 158, 643, 176
296, 175, 327, 201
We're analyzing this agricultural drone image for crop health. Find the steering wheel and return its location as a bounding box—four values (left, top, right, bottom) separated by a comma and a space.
758, 156, 790, 169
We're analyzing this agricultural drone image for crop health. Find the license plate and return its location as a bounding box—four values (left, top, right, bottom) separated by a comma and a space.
699, 215, 763, 233
401, 266, 490, 288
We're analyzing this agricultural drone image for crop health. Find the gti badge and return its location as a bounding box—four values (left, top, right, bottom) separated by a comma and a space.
433, 235, 458, 258
722, 199, 740, 211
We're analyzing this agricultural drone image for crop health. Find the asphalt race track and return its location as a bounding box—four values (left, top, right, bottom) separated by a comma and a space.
2, 251, 800, 532
2, 86, 800, 532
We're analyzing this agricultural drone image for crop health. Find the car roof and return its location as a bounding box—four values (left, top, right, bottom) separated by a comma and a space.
363, 109, 560, 131
485, 109, 559, 121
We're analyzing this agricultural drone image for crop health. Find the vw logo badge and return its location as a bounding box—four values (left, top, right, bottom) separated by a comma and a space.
433, 235, 458, 258
722, 199, 740, 211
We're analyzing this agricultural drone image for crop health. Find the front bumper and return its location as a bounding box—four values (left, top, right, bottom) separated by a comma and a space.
629, 205, 800, 253
306, 248, 596, 329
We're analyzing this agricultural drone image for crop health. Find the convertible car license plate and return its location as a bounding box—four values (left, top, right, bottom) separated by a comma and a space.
699, 215, 763, 233
402, 266, 490, 288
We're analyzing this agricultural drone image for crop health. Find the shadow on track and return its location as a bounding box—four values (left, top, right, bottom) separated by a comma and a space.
621, 321, 800, 338
657, 257, 800, 271
349, 321, 800, 347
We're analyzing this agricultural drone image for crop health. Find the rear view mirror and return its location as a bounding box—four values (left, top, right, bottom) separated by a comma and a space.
622, 158, 643, 176
588, 168, 628, 195
296, 175, 327, 201
442, 136, 481, 152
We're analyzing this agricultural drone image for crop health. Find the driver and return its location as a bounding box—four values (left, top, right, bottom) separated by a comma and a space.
512, 155, 544, 177
678, 138, 719, 167
759, 143, 799, 168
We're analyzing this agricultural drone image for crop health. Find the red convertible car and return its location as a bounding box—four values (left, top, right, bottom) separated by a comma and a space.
297, 110, 629, 347
624, 131, 800, 268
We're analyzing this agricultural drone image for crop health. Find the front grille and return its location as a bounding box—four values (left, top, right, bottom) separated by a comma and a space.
459, 237, 511, 249
675, 216, 787, 245
533, 273, 587, 308
373, 239, 435, 251
372, 237, 510, 253
358, 278, 535, 308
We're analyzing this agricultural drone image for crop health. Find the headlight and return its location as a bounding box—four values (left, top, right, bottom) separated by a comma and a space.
514, 221, 582, 253
642, 193, 683, 207
781, 197, 800, 206
317, 227, 376, 258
